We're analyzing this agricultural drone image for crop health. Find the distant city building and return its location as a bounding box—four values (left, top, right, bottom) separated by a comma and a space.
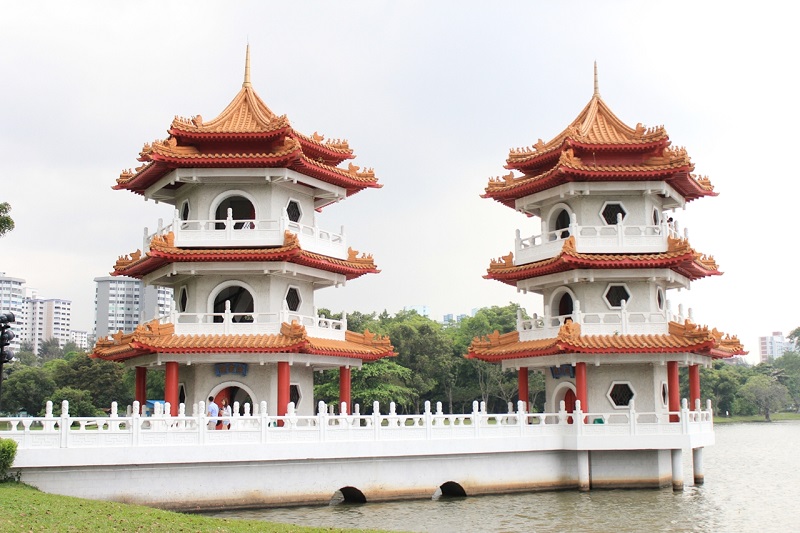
23, 296, 73, 354
94, 276, 174, 338
0, 272, 25, 352
758, 331, 795, 362
69, 330, 90, 350
404, 305, 430, 318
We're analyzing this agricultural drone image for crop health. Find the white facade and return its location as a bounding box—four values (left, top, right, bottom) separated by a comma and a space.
94, 276, 173, 338
759, 331, 795, 362
0, 272, 25, 351
22, 297, 72, 354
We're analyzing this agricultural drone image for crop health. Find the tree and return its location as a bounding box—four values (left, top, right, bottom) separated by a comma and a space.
0, 366, 56, 415
47, 387, 99, 417
774, 351, 800, 413
0, 202, 13, 237
50, 353, 132, 410
739, 374, 790, 421
315, 359, 416, 413
38, 338, 64, 362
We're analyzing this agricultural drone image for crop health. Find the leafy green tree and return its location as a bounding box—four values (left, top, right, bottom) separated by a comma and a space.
315, 359, 416, 413
47, 387, 99, 417
0, 202, 13, 236
739, 374, 790, 421
0, 367, 56, 415
38, 338, 64, 362
50, 353, 132, 410
774, 351, 800, 412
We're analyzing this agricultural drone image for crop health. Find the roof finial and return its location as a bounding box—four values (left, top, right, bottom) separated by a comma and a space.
243, 44, 251, 88
593, 61, 600, 97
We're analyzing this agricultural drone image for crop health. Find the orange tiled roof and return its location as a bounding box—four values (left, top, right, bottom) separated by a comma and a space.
482, 88, 717, 208
113, 48, 379, 200
112, 231, 379, 280
485, 236, 720, 284
92, 320, 395, 363
467, 319, 746, 362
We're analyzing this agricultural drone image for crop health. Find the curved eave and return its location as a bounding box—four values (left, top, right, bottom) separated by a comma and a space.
113, 247, 379, 281
293, 134, 355, 165
485, 251, 721, 285
507, 136, 668, 172
167, 127, 291, 143
483, 163, 714, 207
290, 156, 381, 196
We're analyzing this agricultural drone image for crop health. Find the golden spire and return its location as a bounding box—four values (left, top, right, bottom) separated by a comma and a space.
593, 61, 600, 97
243, 44, 251, 88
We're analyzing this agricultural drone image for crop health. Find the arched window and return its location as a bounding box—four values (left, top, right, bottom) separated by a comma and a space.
215, 195, 255, 230
213, 285, 254, 323
554, 209, 571, 239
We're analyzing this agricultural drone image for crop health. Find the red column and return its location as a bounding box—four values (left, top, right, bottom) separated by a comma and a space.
518, 367, 529, 408
668, 361, 680, 422
689, 364, 701, 411
135, 366, 147, 408
339, 366, 351, 414
277, 361, 290, 418
575, 362, 588, 413
164, 362, 179, 416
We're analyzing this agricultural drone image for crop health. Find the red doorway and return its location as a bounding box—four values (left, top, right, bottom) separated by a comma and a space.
564, 388, 576, 424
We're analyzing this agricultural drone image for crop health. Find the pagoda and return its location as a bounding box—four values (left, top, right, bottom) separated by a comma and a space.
93, 48, 394, 417
469, 66, 746, 430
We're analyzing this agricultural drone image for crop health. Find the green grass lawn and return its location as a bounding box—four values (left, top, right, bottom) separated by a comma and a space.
0, 482, 387, 533
713, 412, 800, 424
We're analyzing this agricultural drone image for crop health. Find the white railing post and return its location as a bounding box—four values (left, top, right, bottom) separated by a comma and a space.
574, 400, 584, 436
60, 400, 70, 448
131, 401, 141, 446
226, 208, 234, 240
621, 299, 628, 335
616, 213, 624, 246
318, 401, 327, 440
681, 398, 690, 433
373, 401, 381, 441
260, 401, 269, 443
424, 401, 432, 440
558, 400, 567, 425
472, 401, 481, 438
629, 400, 636, 435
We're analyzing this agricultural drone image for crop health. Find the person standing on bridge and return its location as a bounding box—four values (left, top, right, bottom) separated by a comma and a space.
207, 396, 219, 430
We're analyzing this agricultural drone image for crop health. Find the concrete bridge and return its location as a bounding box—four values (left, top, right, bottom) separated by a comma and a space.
1, 398, 712, 510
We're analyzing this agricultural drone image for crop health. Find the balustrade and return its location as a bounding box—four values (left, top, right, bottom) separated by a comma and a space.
1, 397, 713, 451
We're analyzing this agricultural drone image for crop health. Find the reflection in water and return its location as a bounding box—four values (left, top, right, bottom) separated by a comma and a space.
207, 422, 800, 532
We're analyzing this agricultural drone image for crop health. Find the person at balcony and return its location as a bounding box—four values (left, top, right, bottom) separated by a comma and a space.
221, 398, 232, 430
207, 396, 219, 430
558, 317, 581, 340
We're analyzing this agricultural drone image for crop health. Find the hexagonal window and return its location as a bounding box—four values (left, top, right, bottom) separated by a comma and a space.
285, 287, 301, 311
652, 208, 660, 226
178, 287, 188, 313
661, 382, 668, 407
608, 382, 635, 408
180, 200, 190, 221
604, 284, 630, 308
657, 287, 665, 310
286, 200, 301, 223
601, 202, 627, 225
290, 384, 301, 407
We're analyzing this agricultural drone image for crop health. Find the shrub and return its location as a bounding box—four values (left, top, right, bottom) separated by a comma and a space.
0, 438, 18, 482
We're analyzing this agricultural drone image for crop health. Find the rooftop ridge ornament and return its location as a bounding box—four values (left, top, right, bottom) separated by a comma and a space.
243, 44, 251, 88
593, 61, 600, 97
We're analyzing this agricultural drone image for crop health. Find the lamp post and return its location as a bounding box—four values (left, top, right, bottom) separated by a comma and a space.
0, 311, 16, 412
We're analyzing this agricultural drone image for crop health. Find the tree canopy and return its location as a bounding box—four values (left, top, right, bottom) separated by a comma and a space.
0, 202, 13, 237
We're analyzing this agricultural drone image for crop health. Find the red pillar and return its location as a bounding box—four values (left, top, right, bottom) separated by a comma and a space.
668, 361, 680, 422
164, 362, 179, 416
277, 361, 290, 418
575, 362, 588, 413
689, 364, 701, 411
339, 366, 352, 414
135, 366, 147, 408
518, 367, 529, 408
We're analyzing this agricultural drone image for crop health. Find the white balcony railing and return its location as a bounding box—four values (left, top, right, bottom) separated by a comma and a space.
0, 398, 713, 452
516, 299, 694, 340
143, 210, 347, 259
515, 214, 686, 265
164, 307, 347, 340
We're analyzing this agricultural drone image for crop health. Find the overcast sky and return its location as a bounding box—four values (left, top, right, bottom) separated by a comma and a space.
1, 1, 797, 364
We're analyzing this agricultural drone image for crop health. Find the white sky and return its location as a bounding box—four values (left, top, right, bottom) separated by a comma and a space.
1, 1, 797, 364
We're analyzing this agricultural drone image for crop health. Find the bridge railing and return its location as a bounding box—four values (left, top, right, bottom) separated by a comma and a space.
0, 398, 713, 450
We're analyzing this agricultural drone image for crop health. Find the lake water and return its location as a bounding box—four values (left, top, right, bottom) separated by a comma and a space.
208, 421, 800, 532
